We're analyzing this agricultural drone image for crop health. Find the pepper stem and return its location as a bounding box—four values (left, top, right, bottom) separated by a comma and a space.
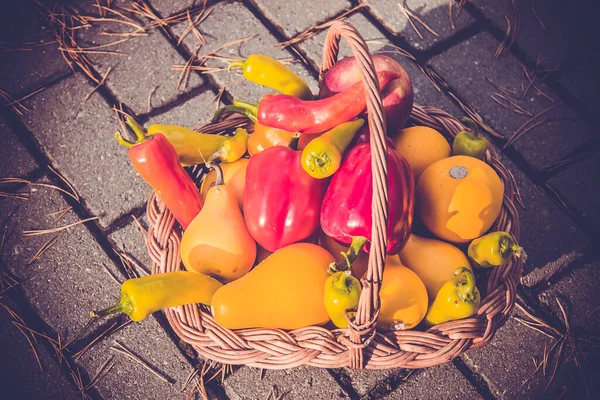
460, 117, 480, 139
227, 60, 246, 72
90, 302, 124, 319
331, 270, 354, 294
212, 104, 258, 123
115, 115, 149, 148
233, 100, 259, 116
328, 236, 368, 274
288, 132, 301, 151
454, 267, 477, 303
207, 161, 225, 186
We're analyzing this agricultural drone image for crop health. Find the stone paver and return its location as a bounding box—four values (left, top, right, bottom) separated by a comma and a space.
224, 365, 349, 399
558, 64, 600, 120
341, 367, 399, 398
461, 310, 576, 399
21, 75, 150, 228
537, 259, 600, 333
143, 87, 219, 129
170, 1, 318, 103
496, 154, 589, 275
429, 31, 595, 170
0, 297, 80, 400
76, 316, 195, 400
146, 0, 195, 18
73, 0, 204, 116
381, 363, 482, 399
0, 0, 72, 98
252, 0, 351, 38
0, 116, 38, 178
548, 152, 600, 232
108, 216, 153, 275
365, 0, 474, 50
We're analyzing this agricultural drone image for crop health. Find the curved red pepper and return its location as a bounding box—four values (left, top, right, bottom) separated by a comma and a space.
256, 72, 397, 134
116, 118, 203, 230
243, 136, 328, 252
321, 143, 414, 255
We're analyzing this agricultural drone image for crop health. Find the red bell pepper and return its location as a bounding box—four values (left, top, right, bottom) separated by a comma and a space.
320, 143, 414, 269
243, 135, 328, 252
244, 72, 397, 135
115, 117, 203, 230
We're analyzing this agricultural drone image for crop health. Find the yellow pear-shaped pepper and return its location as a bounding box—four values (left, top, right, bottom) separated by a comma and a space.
468, 231, 523, 268
424, 267, 480, 326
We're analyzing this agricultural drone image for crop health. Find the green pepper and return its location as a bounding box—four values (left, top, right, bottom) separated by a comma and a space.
452, 118, 488, 160
468, 231, 523, 268
324, 270, 362, 328
228, 54, 313, 100
424, 267, 480, 326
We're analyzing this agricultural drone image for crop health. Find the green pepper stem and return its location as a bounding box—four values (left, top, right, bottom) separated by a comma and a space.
454, 267, 477, 303
328, 236, 368, 274
460, 117, 480, 139
331, 271, 354, 295
115, 115, 149, 148
233, 100, 259, 116
212, 104, 258, 123
288, 132, 301, 151
90, 302, 123, 319
207, 161, 225, 186
227, 60, 247, 72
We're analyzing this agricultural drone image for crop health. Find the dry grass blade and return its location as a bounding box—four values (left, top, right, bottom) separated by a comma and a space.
486, 77, 522, 98
85, 355, 116, 391
495, 16, 512, 58
23, 216, 99, 237
84, 66, 112, 102
12, 321, 43, 372
491, 92, 533, 116
147, 84, 159, 113
399, 2, 439, 38
0, 89, 30, 115
111, 340, 173, 384
26, 236, 58, 266
503, 103, 560, 149
277, 4, 366, 48
532, 0, 547, 31
48, 206, 73, 224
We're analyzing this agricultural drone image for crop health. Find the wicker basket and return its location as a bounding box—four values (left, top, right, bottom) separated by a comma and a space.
144, 21, 523, 370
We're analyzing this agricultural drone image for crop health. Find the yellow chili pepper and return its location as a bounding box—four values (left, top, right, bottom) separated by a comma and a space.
468, 231, 523, 268
324, 270, 362, 328
424, 267, 480, 326
208, 128, 249, 163
146, 124, 227, 166
301, 119, 364, 179
228, 54, 313, 100
90, 271, 222, 322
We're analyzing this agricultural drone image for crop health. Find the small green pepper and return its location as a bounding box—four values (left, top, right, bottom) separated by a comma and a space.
424, 267, 480, 326
468, 231, 523, 268
324, 270, 362, 328
452, 118, 488, 160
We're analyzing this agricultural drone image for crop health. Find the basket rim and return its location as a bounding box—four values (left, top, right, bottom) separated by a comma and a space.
143, 21, 524, 370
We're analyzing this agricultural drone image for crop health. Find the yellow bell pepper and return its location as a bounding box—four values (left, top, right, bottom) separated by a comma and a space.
90, 271, 222, 322
468, 231, 523, 268
424, 267, 480, 326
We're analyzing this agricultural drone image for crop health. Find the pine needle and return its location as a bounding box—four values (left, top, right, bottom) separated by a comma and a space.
532, 0, 547, 31
0, 176, 78, 201
503, 103, 560, 149
26, 236, 58, 266
12, 321, 43, 372
495, 16, 512, 58
23, 216, 99, 237
111, 340, 173, 384
73, 320, 119, 360
277, 4, 366, 49
147, 85, 159, 113
491, 92, 533, 116
0, 89, 30, 115
47, 206, 73, 224
83, 66, 112, 102
398, 2, 439, 38
84, 355, 116, 391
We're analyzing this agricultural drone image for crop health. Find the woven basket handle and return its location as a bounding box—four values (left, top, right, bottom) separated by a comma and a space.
322, 21, 388, 368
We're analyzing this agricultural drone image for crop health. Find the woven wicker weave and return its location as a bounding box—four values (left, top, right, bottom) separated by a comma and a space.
144, 21, 523, 370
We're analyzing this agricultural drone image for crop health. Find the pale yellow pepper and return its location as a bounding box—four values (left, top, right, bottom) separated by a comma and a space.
424, 267, 480, 326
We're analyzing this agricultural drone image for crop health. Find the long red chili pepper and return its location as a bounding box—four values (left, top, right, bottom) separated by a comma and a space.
115, 117, 203, 230
237, 72, 397, 135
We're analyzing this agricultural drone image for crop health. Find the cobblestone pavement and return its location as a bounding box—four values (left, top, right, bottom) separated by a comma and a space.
1, 0, 599, 399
